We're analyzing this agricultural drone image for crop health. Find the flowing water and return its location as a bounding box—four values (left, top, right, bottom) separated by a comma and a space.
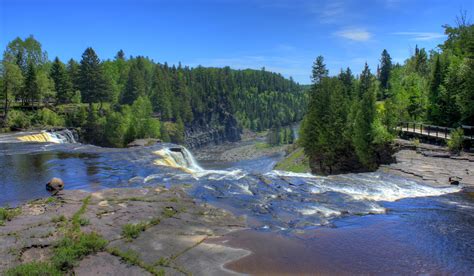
0, 131, 473, 274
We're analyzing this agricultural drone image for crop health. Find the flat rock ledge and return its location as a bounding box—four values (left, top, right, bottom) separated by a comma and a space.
380, 148, 474, 188
0, 187, 249, 275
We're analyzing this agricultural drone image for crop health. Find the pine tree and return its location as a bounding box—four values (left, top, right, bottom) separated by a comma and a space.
121, 62, 146, 105
78, 47, 110, 107
310, 56, 328, 84
23, 62, 38, 107
50, 57, 73, 104
427, 55, 443, 123
352, 63, 376, 169
379, 49, 392, 96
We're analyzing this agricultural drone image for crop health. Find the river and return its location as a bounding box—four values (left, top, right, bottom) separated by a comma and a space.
0, 130, 473, 274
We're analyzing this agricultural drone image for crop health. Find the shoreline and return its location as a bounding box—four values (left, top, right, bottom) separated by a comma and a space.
0, 186, 249, 275
1, 139, 473, 274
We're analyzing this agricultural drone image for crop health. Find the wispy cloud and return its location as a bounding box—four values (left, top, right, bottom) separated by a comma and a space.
317, 1, 346, 24
334, 28, 372, 42
392, 32, 446, 41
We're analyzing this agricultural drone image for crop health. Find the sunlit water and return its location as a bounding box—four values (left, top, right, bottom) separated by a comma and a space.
1, 131, 473, 273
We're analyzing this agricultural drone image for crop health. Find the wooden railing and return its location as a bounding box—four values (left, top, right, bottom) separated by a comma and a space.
398, 122, 474, 141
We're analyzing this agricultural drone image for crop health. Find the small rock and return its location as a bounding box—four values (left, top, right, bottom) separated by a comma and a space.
46, 177, 64, 192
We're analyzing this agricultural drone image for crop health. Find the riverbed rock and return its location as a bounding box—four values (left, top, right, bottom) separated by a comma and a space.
127, 138, 161, 147
45, 177, 64, 192
0, 187, 247, 275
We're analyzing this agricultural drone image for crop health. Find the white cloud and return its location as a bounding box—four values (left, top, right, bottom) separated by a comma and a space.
392, 32, 446, 41
335, 28, 372, 41
317, 1, 346, 24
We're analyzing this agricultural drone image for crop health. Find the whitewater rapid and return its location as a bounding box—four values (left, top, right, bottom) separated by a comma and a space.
0, 133, 463, 230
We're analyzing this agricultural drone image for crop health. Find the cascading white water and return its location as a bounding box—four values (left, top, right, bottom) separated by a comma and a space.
154, 147, 203, 172
47, 129, 77, 144
267, 170, 461, 202
6, 129, 77, 144
153, 146, 247, 180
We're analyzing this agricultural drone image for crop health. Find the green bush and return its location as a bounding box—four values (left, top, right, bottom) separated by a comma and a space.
7, 110, 31, 130
122, 223, 147, 241
6, 262, 61, 276
0, 207, 21, 225
52, 232, 108, 271
447, 128, 464, 153
32, 108, 65, 127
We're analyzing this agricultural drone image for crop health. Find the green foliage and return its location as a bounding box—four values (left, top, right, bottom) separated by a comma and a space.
0, 207, 21, 225
162, 207, 178, 218
267, 126, 294, 146
447, 128, 464, 153
274, 147, 310, 173
51, 215, 66, 223
107, 247, 165, 276
6, 109, 31, 130
122, 223, 147, 241
379, 49, 392, 95
5, 262, 62, 276
352, 65, 377, 169
52, 232, 108, 271
78, 47, 111, 104
32, 108, 65, 127
50, 57, 73, 104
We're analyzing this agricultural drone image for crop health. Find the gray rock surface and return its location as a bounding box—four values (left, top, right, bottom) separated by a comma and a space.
381, 149, 474, 187
0, 186, 248, 275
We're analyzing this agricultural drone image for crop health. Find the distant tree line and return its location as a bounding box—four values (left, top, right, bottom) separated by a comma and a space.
0, 36, 307, 147
300, 17, 474, 174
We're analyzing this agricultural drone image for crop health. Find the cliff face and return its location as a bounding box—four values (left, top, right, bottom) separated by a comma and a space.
184, 115, 241, 149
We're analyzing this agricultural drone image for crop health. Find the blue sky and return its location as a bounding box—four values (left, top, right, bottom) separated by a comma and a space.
1, 0, 473, 84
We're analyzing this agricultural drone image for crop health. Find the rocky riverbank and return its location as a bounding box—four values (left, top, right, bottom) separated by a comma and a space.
380, 139, 474, 188
0, 186, 248, 275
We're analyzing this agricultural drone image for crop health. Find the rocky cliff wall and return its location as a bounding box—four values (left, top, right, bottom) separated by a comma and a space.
185, 118, 241, 149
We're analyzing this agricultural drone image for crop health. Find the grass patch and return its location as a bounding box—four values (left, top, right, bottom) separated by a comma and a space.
5, 261, 62, 276
122, 223, 147, 241
162, 207, 178, 218
46, 197, 59, 204
52, 232, 108, 271
0, 207, 21, 226
255, 142, 271, 150
71, 196, 91, 232
274, 147, 310, 173
51, 215, 67, 223
107, 247, 165, 276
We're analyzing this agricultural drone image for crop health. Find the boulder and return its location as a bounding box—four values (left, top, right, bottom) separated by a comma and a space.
46, 177, 64, 192
127, 138, 161, 147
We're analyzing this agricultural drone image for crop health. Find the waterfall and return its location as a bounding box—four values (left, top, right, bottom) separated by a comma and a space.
16, 129, 77, 144
153, 146, 247, 180
154, 147, 203, 173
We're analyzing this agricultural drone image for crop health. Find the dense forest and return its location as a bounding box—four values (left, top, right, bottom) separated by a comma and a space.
0, 37, 307, 147
301, 18, 474, 174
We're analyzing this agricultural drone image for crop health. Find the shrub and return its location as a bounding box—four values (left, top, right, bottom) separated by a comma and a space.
52, 232, 108, 271
447, 128, 464, 154
7, 110, 31, 130
6, 262, 61, 276
122, 223, 147, 241
0, 207, 21, 225
32, 108, 65, 127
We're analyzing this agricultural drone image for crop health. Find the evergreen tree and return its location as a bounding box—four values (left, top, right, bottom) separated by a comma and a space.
379, 49, 392, 96
427, 55, 443, 123
50, 57, 73, 103
310, 56, 328, 84
352, 64, 377, 169
121, 62, 146, 105
78, 47, 110, 107
23, 62, 38, 107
